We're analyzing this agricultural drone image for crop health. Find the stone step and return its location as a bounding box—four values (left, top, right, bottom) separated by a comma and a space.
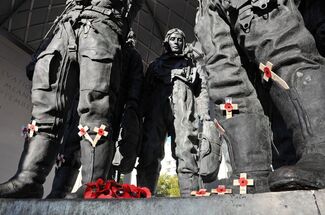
0, 189, 324, 215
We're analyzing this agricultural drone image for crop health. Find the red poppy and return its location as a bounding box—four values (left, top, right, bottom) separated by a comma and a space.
138, 187, 151, 198
84, 178, 106, 199
98, 128, 105, 136
111, 186, 129, 198
224, 103, 233, 112
79, 128, 86, 136
84, 179, 152, 199
123, 184, 139, 198
263, 67, 272, 78
216, 185, 226, 193
239, 177, 248, 187
28, 124, 35, 131
196, 189, 207, 195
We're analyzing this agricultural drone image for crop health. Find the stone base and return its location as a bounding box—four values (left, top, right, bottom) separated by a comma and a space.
1, 189, 324, 215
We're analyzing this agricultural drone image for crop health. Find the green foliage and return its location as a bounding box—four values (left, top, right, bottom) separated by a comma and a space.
156, 174, 180, 197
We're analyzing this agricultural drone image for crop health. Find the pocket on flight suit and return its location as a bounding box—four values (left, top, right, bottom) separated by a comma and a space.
81, 49, 115, 61
198, 120, 222, 183
79, 48, 115, 94
78, 19, 121, 92
32, 49, 59, 90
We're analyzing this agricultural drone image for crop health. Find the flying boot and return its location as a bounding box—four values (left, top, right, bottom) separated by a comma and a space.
0, 130, 59, 198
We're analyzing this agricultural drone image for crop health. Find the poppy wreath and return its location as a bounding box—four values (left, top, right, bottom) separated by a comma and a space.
84, 178, 151, 199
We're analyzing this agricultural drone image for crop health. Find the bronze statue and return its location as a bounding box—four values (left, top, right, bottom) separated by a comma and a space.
113, 30, 144, 175
299, 0, 325, 56
137, 29, 214, 196
0, 0, 143, 198
45, 30, 144, 198
195, 0, 325, 192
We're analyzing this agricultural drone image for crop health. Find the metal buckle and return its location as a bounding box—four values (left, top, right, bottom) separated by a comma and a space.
68, 44, 77, 52
238, 5, 254, 33
198, 133, 203, 140
251, 0, 269, 9
68, 44, 77, 61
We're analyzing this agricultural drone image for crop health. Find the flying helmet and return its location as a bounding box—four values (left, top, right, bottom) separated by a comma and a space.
163, 28, 186, 53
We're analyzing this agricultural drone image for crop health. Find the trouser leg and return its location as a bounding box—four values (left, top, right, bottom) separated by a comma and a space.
66, 21, 121, 198
117, 107, 140, 174
137, 160, 162, 195
137, 101, 170, 195
136, 121, 165, 195
195, 4, 272, 193
47, 96, 81, 199
174, 129, 201, 197
0, 27, 78, 198
231, 0, 325, 190
172, 82, 201, 196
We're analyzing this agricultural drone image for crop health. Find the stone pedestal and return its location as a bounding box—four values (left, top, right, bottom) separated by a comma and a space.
1, 189, 324, 215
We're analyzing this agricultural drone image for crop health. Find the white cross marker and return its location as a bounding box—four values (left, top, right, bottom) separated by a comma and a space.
27, 120, 39, 137
211, 185, 232, 195
233, 173, 254, 194
259, 61, 290, 90
93, 124, 109, 147
220, 97, 239, 119
78, 125, 94, 147
191, 189, 211, 197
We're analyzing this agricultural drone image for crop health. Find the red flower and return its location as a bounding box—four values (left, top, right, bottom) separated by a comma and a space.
28, 124, 35, 131
123, 184, 139, 198
138, 187, 151, 198
239, 177, 248, 187
197, 189, 207, 195
111, 185, 128, 199
98, 128, 105, 136
97, 180, 115, 198
97, 187, 114, 199
224, 103, 233, 112
79, 128, 86, 136
84, 178, 106, 199
263, 67, 272, 78
216, 185, 226, 193
84, 179, 152, 199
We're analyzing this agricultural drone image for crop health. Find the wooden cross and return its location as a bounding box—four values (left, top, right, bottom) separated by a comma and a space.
27, 120, 38, 137
78, 124, 94, 147
233, 173, 254, 194
56, 154, 65, 168
93, 124, 109, 147
211, 185, 232, 195
220, 97, 238, 119
191, 189, 211, 197
259, 61, 290, 90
